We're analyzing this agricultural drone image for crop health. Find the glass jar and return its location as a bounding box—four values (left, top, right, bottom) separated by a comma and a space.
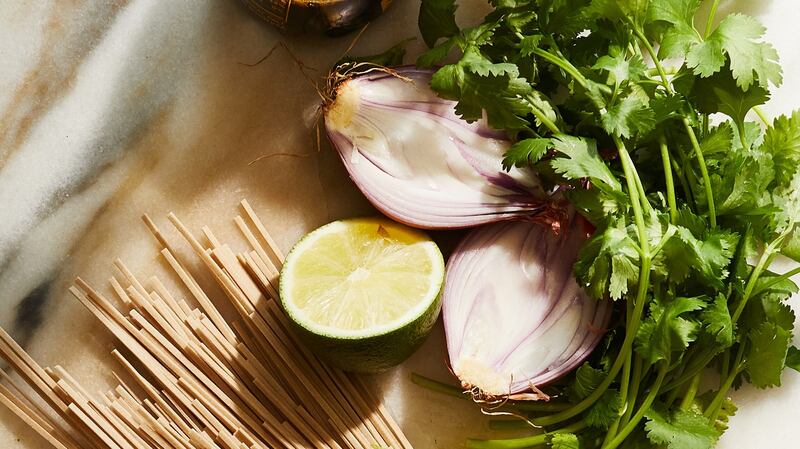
239, 0, 391, 36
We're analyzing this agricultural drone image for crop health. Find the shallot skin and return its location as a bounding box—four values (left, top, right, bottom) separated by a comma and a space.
324, 67, 547, 229
443, 218, 611, 396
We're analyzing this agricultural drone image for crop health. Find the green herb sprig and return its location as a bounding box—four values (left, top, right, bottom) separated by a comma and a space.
416, 0, 800, 447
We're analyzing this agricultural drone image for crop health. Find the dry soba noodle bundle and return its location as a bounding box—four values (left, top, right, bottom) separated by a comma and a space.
0, 200, 411, 449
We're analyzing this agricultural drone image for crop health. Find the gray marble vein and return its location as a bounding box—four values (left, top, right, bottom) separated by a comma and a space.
0, 0, 213, 337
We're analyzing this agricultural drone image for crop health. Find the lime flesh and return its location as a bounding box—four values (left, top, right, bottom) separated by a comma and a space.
279, 218, 444, 372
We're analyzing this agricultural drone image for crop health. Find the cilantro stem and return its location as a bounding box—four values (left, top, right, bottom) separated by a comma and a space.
513, 402, 572, 412
646, 67, 678, 77
621, 357, 644, 425
679, 372, 702, 410
659, 136, 678, 223
488, 420, 532, 431
670, 151, 695, 209
616, 138, 650, 252
732, 231, 791, 324
519, 34, 594, 98
661, 350, 716, 393
527, 98, 561, 134
601, 362, 669, 449
683, 117, 717, 228
609, 297, 635, 434
663, 362, 684, 408
705, 344, 746, 420
604, 350, 633, 445
751, 265, 800, 297
736, 122, 750, 150
632, 27, 670, 89
720, 350, 732, 380
706, 375, 738, 421
533, 48, 588, 88
651, 225, 677, 258
632, 25, 717, 228
465, 421, 587, 449
754, 106, 771, 127
704, 0, 721, 39
410, 373, 467, 399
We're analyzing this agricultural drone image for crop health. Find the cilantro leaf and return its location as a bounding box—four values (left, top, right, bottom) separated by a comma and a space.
681, 12, 782, 89
744, 321, 791, 388
648, 0, 700, 26
783, 227, 800, 262
713, 399, 737, 434
636, 296, 706, 364
650, 92, 687, 125
644, 406, 719, 449
503, 138, 552, 170
649, 0, 702, 60
534, 0, 593, 36
710, 13, 782, 90
692, 68, 769, 131
567, 187, 625, 226
730, 121, 765, 151
762, 111, 800, 186
548, 433, 580, 449
417, 38, 456, 67
586, 390, 622, 430
601, 85, 655, 138
786, 346, 800, 373
686, 39, 725, 78
575, 219, 640, 300
593, 47, 647, 88
567, 363, 606, 401
566, 365, 623, 430
550, 135, 622, 193
461, 47, 518, 77
529, 90, 560, 129
760, 293, 796, 332
740, 292, 796, 335
520, 34, 544, 57
661, 226, 738, 288
587, 0, 649, 26
418, 0, 459, 48
702, 293, 733, 348
695, 392, 738, 433
699, 123, 734, 160
431, 57, 534, 130
712, 152, 774, 215
771, 172, 800, 236
673, 206, 707, 237
461, 22, 499, 46
659, 22, 701, 60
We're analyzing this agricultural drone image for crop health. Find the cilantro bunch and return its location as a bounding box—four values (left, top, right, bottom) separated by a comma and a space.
416, 0, 800, 448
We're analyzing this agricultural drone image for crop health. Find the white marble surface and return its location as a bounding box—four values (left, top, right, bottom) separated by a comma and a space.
0, 0, 798, 448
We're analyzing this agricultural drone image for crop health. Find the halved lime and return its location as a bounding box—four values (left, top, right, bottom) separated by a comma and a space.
279, 217, 444, 372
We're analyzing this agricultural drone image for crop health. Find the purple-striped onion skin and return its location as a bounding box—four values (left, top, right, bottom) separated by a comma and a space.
443, 217, 611, 396
324, 67, 546, 230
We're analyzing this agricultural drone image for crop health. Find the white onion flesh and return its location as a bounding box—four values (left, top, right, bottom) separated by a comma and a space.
324, 67, 547, 229
443, 217, 612, 396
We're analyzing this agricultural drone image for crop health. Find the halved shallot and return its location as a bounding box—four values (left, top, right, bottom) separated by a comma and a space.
324, 66, 548, 229
443, 216, 611, 398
